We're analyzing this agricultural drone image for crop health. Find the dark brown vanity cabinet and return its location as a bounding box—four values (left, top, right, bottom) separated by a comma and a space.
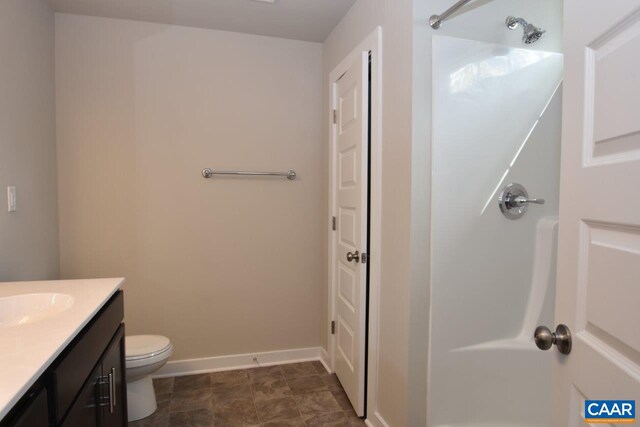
61, 325, 127, 427
1, 291, 127, 427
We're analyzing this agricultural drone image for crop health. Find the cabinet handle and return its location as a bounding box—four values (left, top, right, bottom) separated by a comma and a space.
107, 371, 114, 414
98, 367, 117, 413
97, 375, 111, 410
110, 367, 117, 409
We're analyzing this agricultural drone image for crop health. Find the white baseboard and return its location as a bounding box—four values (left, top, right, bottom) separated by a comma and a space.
365, 412, 390, 427
319, 347, 331, 373
154, 346, 324, 378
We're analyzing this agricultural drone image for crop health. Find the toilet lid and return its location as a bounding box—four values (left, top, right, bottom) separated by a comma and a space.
126, 335, 171, 360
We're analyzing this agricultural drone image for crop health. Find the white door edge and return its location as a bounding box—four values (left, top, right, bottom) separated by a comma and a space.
327, 26, 382, 420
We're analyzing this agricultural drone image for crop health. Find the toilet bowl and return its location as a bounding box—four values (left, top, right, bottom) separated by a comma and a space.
125, 335, 172, 422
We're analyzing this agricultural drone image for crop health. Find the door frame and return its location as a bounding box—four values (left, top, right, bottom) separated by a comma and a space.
327, 26, 382, 421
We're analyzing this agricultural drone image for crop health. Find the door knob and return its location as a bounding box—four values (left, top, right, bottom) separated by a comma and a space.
534, 324, 571, 355
346, 251, 360, 263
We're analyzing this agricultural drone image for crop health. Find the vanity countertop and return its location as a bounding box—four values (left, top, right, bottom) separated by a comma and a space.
0, 278, 124, 420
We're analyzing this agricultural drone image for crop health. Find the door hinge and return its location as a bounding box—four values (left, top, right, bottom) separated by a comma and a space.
361, 253, 368, 264
332, 216, 336, 231
333, 109, 337, 124
331, 321, 336, 335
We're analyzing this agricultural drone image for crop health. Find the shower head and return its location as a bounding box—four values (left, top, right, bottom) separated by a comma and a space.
506, 16, 545, 44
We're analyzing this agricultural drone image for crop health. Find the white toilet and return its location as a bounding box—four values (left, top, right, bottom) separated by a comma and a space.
125, 335, 173, 422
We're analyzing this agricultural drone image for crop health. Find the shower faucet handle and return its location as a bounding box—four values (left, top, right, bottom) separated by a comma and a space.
498, 183, 545, 219
513, 196, 545, 207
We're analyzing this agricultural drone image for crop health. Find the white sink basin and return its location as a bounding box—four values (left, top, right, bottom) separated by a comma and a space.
0, 293, 74, 327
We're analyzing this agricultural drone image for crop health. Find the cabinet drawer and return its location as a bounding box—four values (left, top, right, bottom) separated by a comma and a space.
49, 291, 124, 424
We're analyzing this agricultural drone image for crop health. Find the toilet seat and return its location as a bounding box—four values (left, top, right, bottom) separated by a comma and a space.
126, 335, 172, 368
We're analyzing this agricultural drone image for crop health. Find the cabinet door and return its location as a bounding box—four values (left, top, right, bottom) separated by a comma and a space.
5, 386, 48, 427
50, 292, 124, 424
61, 364, 101, 427
100, 325, 127, 427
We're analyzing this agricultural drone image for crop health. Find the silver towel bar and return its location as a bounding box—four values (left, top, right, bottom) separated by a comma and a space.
201, 168, 296, 181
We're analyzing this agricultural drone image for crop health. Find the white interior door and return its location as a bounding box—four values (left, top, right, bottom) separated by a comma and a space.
553, 1, 640, 424
332, 52, 368, 417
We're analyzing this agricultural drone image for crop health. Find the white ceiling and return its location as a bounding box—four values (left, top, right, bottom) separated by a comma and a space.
47, 0, 356, 42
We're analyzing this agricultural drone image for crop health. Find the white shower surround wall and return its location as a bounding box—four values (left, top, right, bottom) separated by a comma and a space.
429, 36, 563, 426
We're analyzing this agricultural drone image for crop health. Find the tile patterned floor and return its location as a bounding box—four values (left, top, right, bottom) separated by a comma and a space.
129, 361, 366, 427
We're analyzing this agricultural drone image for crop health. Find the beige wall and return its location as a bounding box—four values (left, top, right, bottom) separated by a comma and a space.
55, 14, 324, 361
323, 1, 414, 425
0, 0, 59, 281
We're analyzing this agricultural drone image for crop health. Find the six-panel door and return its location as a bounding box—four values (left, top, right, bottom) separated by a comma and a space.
333, 51, 369, 416
554, 1, 640, 424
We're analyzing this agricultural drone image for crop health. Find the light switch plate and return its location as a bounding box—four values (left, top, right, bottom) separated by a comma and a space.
7, 186, 16, 212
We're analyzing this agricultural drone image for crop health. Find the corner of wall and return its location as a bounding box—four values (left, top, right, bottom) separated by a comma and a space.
0, 0, 60, 282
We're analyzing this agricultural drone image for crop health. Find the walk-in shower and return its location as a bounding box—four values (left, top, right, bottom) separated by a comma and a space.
427, 2, 563, 425
429, 35, 563, 426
